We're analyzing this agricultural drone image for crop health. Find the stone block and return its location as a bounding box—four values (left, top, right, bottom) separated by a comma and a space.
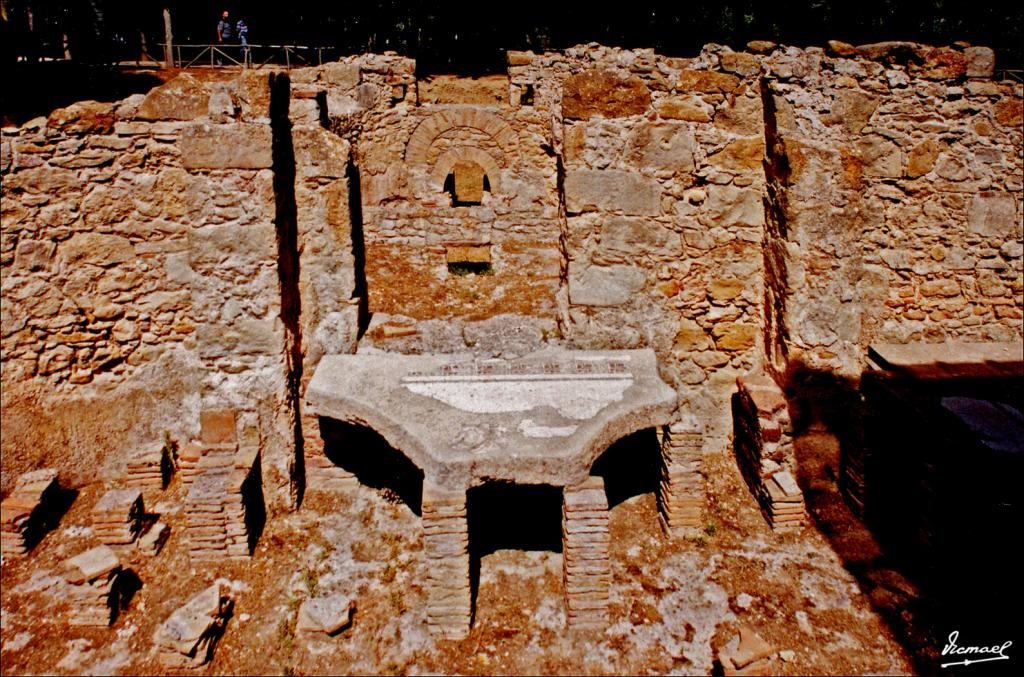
906, 139, 939, 178
59, 232, 134, 267
708, 137, 764, 170
564, 169, 661, 216
47, 100, 115, 136
706, 185, 763, 227
137, 74, 211, 121
855, 135, 902, 178
293, 126, 350, 178
629, 122, 696, 172
656, 96, 713, 122
676, 70, 740, 93
562, 69, 651, 119
235, 71, 272, 121
712, 322, 758, 351
201, 409, 237, 445
323, 62, 361, 88
968, 193, 1017, 237
180, 123, 273, 170
569, 264, 646, 306
964, 46, 995, 78
599, 216, 682, 259
720, 52, 760, 77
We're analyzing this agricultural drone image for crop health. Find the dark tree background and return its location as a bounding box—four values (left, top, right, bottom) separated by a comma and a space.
2, 1, 1022, 71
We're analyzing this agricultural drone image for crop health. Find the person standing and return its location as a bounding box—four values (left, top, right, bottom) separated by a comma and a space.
235, 16, 249, 66
216, 11, 233, 43
216, 10, 233, 65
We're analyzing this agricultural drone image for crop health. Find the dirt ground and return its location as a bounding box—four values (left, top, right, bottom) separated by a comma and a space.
1, 432, 914, 676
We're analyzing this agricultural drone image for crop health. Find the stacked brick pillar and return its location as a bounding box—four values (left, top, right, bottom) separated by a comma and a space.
734, 374, 806, 533
658, 418, 706, 536
184, 409, 262, 561
562, 476, 612, 631
421, 483, 472, 640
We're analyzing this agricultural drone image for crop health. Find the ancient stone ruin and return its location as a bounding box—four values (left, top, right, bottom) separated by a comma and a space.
1, 39, 1021, 643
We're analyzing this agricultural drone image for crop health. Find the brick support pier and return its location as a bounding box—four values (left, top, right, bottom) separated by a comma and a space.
562, 476, 611, 631
734, 374, 806, 533
658, 419, 706, 536
422, 483, 472, 639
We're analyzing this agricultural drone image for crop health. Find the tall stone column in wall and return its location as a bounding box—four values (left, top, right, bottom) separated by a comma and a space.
659, 418, 706, 536
562, 476, 612, 631
421, 483, 472, 639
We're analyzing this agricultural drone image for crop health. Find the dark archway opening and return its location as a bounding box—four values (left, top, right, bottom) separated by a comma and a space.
319, 417, 424, 516
589, 427, 662, 509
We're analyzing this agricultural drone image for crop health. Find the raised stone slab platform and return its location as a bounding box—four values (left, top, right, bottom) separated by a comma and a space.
305, 347, 677, 490
868, 341, 1024, 380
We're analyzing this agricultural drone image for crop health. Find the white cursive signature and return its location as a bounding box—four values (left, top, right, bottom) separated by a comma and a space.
941, 630, 1012, 668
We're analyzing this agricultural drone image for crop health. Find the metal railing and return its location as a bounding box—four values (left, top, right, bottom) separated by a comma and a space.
169, 44, 337, 70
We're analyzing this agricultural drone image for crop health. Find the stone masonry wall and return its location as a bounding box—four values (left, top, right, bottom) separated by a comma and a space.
759, 42, 1023, 380
1, 72, 299, 507
513, 45, 769, 442
2, 40, 1021, 502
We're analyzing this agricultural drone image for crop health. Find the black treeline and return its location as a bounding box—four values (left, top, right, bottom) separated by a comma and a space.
2, 1, 1022, 71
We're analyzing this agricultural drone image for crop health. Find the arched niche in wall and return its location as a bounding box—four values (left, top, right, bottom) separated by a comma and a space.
405, 108, 515, 201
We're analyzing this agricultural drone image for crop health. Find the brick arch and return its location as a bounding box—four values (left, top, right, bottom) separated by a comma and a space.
430, 147, 503, 193
405, 108, 517, 166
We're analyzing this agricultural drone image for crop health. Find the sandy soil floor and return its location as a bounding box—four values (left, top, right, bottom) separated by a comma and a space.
1, 433, 914, 676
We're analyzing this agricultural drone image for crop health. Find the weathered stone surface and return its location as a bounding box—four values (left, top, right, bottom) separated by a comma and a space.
676, 70, 740, 93
906, 139, 940, 178
674, 318, 712, 352
15, 240, 55, 271
234, 71, 272, 121
293, 126, 350, 178
657, 96, 713, 122
914, 47, 968, 81
712, 322, 758, 351
565, 169, 661, 216
964, 46, 995, 78
60, 233, 134, 267
856, 41, 924, 63
708, 137, 764, 170
137, 74, 211, 121
323, 62, 361, 88
599, 216, 682, 259
47, 101, 115, 136
830, 90, 879, 134
747, 40, 777, 54
629, 122, 696, 172
452, 161, 486, 203
968, 193, 1017, 237
720, 52, 760, 77
715, 94, 763, 135
180, 123, 273, 169
706, 185, 763, 227
855, 135, 901, 178
708, 278, 744, 303
994, 97, 1023, 128
419, 75, 508, 105
296, 594, 355, 634
3, 166, 83, 195
562, 69, 651, 119
569, 264, 646, 306
827, 40, 858, 57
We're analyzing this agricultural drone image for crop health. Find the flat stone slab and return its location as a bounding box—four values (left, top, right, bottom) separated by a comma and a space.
306, 348, 676, 489
868, 341, 1023, 379
64, 545, 120, 584
297, 594, 355, 635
